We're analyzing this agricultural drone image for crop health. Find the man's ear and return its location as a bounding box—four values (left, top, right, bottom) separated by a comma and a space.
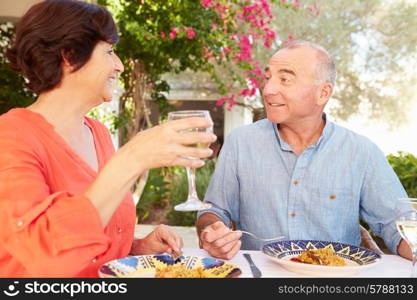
317, 82, 333, 106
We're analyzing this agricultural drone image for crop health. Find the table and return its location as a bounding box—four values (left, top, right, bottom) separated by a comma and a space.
182, 248, 411, 278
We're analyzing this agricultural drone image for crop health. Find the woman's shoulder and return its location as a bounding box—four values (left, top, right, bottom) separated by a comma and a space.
84, 116, 109, 133
0, 108, 31, 134
83, 116, 115, 149
0, 108, 45, 156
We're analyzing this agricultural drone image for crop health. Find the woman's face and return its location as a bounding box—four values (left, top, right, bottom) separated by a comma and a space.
71, 41, 124, 103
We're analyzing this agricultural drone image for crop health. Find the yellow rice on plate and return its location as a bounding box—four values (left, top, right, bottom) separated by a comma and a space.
298, 248, 346, 266
155, 264, 209, 278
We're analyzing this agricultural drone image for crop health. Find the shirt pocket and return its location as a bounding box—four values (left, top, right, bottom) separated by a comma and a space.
309, 186, 357, 237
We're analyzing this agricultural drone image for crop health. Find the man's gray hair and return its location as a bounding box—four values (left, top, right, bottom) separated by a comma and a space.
282, 40, 337, 87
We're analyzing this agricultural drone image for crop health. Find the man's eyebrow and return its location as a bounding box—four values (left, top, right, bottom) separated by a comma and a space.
278, 69, 296, 76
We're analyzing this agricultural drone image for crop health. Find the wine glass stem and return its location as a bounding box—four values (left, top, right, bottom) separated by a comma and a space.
186, 167, 198, 200
412, 248, 417, 278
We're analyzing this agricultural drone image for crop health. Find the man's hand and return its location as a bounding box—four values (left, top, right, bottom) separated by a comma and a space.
200, 221, 242, 259
398, 238, 412, 260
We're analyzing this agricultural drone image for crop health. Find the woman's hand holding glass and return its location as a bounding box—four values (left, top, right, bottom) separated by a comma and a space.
117, 116, 216, 177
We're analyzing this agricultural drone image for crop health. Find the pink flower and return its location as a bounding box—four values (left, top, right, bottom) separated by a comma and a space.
240, 88, 250, 96
216, 96, 229, 106
187, 28, 196, 40
169, 27, 178, 40
147, 83, 154, 89
160, 32, 166, 38
222, 46, 231, 55
294, 0, 300, 9
248, 77, 260, 88
251, 67, 263, 77
200, 0, 213, 8
227, 95, 238, 111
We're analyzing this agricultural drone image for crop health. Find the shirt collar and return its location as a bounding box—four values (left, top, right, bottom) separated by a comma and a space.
272, 113, 333, 152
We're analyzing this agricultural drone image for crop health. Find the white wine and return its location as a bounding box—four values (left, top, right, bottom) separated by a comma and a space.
189, 142, 210, 149
396, 220, 417, 248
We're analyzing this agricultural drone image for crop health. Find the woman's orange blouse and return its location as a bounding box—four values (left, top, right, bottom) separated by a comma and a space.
0, 108, 136, 277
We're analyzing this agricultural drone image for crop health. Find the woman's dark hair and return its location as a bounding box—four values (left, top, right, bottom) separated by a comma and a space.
6, 0, 119, 94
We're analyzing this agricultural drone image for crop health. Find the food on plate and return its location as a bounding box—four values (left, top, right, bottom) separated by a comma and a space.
290, 248, 346, 266
155, 264, 208, 278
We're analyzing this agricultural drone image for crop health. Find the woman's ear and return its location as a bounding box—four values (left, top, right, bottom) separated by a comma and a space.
317, 82, 333, 106
60, 49, 74, 73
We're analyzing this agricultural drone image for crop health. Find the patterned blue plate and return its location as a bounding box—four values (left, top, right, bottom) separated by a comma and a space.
262, 240, 382, 277
99, 254, 241, 278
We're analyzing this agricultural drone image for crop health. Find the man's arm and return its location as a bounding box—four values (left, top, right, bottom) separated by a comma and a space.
359, 142, 408, 255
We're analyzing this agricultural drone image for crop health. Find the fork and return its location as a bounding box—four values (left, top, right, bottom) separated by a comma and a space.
238, 231, 285, 242
171, 249, 183, 261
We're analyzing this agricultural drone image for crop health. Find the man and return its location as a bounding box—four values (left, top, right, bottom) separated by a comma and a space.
196, 40, 412, 260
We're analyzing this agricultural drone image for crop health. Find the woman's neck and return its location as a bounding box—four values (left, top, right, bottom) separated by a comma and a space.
27, 88, 94, 136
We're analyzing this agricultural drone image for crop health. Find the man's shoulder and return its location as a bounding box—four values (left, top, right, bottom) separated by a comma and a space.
227, 119, 272, 139
331, 121, 380, 151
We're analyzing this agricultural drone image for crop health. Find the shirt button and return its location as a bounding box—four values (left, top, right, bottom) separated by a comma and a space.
118, 228, 123, 233
17, 220, 23, 227
290, 212, 296, 217
92, 258, 97, 264
293, 180, 299, 185
330, 195, 336, 200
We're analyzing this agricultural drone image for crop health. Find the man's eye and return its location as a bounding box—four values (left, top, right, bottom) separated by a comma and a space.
108, 49, 114, 55
281, 77, 290, 83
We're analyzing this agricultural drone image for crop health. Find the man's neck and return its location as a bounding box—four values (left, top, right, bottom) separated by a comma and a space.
278, 115, 326, 155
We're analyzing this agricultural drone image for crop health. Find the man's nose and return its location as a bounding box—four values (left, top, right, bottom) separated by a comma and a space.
263, 79, 279, 96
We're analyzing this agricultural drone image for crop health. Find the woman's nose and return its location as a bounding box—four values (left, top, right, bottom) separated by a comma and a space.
114, 54, 124, 74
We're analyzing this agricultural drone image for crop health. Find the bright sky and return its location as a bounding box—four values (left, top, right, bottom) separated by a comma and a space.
327, 101, 417, 156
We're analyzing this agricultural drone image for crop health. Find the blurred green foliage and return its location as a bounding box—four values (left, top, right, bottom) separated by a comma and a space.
136, 168, 170, 223
136, 160, 216, 226
0, 23, 36, 115
166, 159, 216, 226
387, 152, 417, 198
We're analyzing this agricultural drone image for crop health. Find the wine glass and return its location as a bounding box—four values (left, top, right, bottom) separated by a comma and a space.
395, 198, 417, 277
167, 110, 213, 211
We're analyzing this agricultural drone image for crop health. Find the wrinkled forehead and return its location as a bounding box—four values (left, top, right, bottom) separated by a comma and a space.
267, 46, 320, 73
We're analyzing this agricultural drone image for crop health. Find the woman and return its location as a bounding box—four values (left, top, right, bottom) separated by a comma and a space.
0, 0, 216, 277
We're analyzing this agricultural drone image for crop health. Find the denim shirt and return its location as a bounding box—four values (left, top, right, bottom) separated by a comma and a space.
198, 117, 407, 253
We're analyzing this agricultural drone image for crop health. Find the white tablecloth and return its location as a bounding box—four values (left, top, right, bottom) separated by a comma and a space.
182, 248, 411, 278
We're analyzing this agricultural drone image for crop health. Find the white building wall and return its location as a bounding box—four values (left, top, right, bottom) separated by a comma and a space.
224, 104, 253, 139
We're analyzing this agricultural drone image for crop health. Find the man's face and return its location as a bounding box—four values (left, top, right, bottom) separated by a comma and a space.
262, 46, 324, 125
